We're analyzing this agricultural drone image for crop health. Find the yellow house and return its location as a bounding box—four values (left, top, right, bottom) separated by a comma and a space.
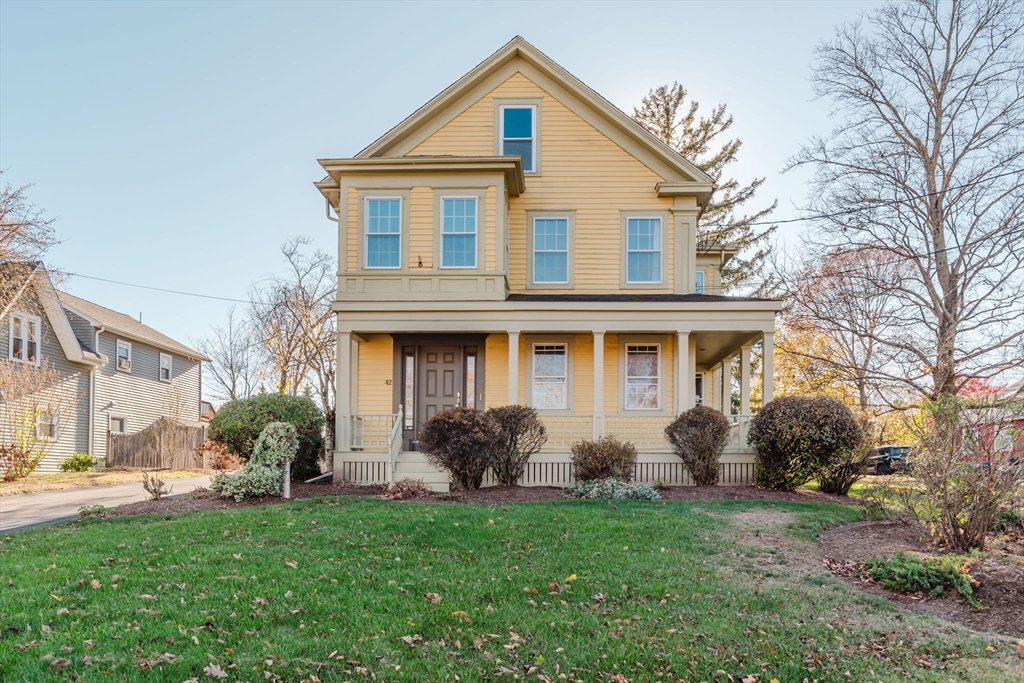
316, 37, 781, 489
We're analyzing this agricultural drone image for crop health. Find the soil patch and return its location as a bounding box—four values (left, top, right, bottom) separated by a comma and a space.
820, 520, 1024, 638
110, 482, 384, 517
657, 486, 858, 505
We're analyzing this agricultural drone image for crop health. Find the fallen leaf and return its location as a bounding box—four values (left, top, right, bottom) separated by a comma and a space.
90, 579, 101, 589
425, 592, 442, 604
203, 663, 228, 678
285, 561, 298, 569
50, 658, 72, 669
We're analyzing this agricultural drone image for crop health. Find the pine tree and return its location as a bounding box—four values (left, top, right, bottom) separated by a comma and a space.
633, 83, 776, 292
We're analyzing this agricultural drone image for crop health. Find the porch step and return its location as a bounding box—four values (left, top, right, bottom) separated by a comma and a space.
393, 452, 450, 492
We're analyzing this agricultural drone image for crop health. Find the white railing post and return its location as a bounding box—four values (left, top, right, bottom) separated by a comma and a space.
283, 460, 291, 499
386, 405, 403, 484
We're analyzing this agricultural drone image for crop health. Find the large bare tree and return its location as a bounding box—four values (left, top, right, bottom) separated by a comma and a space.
194, 306, 261, 403
789, 0, 1024, 398
1, 176, 56, 313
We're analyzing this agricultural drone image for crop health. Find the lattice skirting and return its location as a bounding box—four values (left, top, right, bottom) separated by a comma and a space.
335, 451, 756, 488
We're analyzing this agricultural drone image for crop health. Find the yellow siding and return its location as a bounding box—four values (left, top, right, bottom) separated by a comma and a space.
484, 334, 508, 409
665, 334, 675, 415
409, 186, 433, 269
604, 334, 618, 415
573, 334, 594, 414
346, 186, 358, 272
485, 186, 497, 271
409, 71, 675, 293
357, 335, 393, 413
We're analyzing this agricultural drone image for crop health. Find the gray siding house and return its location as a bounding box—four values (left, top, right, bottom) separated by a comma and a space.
1, 267, 207, 472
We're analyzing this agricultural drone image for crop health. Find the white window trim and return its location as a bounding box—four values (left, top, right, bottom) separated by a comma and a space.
621, 340, 664, 412
363, 196, 403, 270
439, 196, 479, 270
109, 415, 127, 433
116, 339, 132, 373
499, 104, 537, 174
528, 339, 573, 414
531, 216, 570, 285
8, 312, 42, 366
625, 216, 664, 285
159, 352, 173, 383
35, 408, 58, 441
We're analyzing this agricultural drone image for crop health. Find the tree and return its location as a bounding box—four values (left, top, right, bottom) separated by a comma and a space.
195, 306, 261, 403
789, 0, 1024, 398
1, 176, 56, 312
633, 83, 777, 291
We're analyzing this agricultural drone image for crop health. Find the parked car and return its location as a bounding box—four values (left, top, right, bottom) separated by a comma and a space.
867, 445, 912, 475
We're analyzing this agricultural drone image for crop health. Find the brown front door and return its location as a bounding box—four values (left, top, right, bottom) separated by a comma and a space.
417, 346, 463, 434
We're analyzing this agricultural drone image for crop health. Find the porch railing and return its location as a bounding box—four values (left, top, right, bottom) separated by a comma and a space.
386, 405, 404, 481
726, 415, 754, 451
349, 413, 396, 450
603, 415, 672, 449
542, 415, 594, 448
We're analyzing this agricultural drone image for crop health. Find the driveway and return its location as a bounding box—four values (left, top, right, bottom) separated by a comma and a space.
0, 476, 212, 533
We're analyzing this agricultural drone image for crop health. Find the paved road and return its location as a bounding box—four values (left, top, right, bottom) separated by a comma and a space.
0, 476, 212, 533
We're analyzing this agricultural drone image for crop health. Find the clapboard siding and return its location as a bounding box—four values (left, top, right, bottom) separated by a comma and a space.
66, 311, 95, 351
356, 334, 394, 414
92, 331, 201, 460
0, 288, 91, 473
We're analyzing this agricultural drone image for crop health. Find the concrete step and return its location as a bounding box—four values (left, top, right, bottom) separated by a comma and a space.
393, 453, 450, 491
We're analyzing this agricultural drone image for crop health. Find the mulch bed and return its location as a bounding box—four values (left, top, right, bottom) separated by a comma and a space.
820, 520, 1024, 638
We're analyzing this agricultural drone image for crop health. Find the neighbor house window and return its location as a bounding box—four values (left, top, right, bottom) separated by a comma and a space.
8, 313, 41, 365
625, 344, 660, 410
440, 197, 477, 268
533, 218, 569, 284
365, 198, 402, 268
695, 270, 706, 294
500, 105, 536, 172
116, 340, 132, 372
626, 218, 662, 283
159, 353, 172, 382
109, 416, 126, 433
35, 409, 57, 441
532, 344, 567, 410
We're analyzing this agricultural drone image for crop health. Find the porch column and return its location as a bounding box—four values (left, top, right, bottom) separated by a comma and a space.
508, 330, 520, 405
336, 330, 353, 451
740, 343, 753, 415
720, 355, 733, 415
677, 331, 691, 412
762, 331, 774, 406
592, 330, 605, 439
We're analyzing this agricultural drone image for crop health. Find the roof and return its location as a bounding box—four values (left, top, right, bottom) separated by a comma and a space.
505, 293, 780, 304
57, 290, 209, 361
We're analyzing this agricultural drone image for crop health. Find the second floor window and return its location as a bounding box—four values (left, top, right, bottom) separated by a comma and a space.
441, 198, 477, 268
501, 106, 535, 172
533, 218, 569, 284
626, 217, 662, 284
695, 270, 706, 294
116, 339, 132, 372
9, 313, 40, 365
365, 198, 401, 268
159, 353, 172, 382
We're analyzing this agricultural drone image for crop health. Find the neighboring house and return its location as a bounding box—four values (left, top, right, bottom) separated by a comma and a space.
200, 400, 216, 422
1, 265, 208, 472
316, 37, 782, 489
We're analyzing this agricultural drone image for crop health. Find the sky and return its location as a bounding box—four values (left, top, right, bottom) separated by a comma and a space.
1, 0, 883, 388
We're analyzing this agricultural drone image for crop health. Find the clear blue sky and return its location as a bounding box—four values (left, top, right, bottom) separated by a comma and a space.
0, 0, 880, 362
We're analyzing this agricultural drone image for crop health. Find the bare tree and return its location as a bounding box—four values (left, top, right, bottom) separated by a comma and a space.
0, 357, 67, 480
789, 0, 1024, 398
1, 176, 56, 313
195, 306, 261, 402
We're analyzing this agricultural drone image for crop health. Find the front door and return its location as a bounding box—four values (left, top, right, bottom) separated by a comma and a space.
417, 346, 463, 437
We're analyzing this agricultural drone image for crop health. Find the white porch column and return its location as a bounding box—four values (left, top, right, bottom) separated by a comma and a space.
676, 331, 691, 412
592, 331, 605, 438
761, 332, 774, 406
336, 330, 353, 451
720, 355, 733, 415
740, 344, 753, 415
508, 330, 520, 405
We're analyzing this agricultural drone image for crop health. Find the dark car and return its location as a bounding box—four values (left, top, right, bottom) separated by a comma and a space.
868, 445, 912, 475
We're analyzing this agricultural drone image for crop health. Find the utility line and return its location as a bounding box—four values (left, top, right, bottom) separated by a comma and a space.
67, 272, 251, 304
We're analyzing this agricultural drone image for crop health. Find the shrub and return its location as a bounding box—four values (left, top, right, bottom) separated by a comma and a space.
209, 394, 324, 481
665, 407, 730, 486
570, 436, 637, 482
864, 552, 979, 607
0, 444, 42, 482
193, 440, 239, 470
747, 395, 864, 491
381, 477, 430, 500
58, 452, 98, 473
211, 422, 299, 501
487, 405, 547, 486
417, 408, 501, 490
818, 443, 873, 495
141, 471, 172, 500
568, 478, 660, 500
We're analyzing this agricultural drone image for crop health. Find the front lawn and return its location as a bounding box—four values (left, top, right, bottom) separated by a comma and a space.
0, 468, 209, 496
1, 497, 1020, 682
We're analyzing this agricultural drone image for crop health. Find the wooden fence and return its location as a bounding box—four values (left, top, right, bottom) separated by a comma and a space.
107, 417, 207, 469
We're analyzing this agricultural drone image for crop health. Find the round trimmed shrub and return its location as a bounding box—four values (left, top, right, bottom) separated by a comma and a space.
487, 404, 547, 486
570, 436, 637, 482
747, 395, 864, 491
417, 407, 501, 490
665, 406, 731, 486
208, 394, 325, 481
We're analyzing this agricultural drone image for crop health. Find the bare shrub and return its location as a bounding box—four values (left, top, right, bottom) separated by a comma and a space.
381, 477, 429, 500
487, 405, 547, 486
571, 436, 637, 482
193, 440, 239, 470
664, 406, 730, 486
418, 408, 501, 490
141, 471, 173, 501
818, 443, 873, 496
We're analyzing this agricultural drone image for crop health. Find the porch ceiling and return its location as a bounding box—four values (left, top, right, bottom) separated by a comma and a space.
694, 331, 761, 367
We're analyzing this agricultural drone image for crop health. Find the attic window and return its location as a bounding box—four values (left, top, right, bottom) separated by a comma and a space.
500, 105, 536, 172
9, 313, 41, 365
159, 353, 172, 382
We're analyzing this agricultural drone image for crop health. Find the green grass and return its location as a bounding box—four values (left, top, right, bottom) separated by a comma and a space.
1, 497, 1020, 682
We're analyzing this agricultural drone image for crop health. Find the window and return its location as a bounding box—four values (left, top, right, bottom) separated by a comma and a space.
440, 197, 477, 268
626, 218, 662, 283
403, 352, 415, 430
35, 409, 57, 441
465, 353, 477, 409
9, 313, 41, 364
695, 270, 706, 294
109, 416, 127, 433
500, 105, 536, 172
365, 198, 402, 268
532, 344, 567, 410
116, 340, 132, 372
695, 374, 704, 405
533, 218, 569, 284
625, 344, 660, 410
159, 353, 172, 382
